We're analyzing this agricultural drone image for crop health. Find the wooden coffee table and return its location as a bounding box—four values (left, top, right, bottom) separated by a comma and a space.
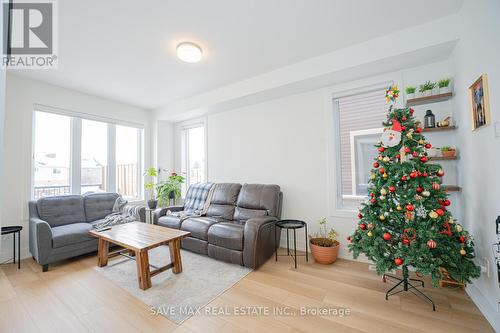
89, 222, 190, 290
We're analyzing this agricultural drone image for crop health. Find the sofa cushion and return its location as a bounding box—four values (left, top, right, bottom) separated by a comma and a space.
206, 183, 241, 219
83, 192, 120, 222
234, 184, 280, 221
157, 215, 182, 229
181, 217, 219, 241
208, 221, 245, 251
37, 195, 86, 227
51, 223, 94, 248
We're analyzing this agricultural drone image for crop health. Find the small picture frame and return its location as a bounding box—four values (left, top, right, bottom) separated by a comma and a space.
468, 74, 491, 131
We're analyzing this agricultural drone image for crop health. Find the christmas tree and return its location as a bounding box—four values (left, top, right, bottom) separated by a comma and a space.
348, 85, 480, 288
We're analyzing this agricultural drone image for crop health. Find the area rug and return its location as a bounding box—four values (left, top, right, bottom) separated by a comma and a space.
94, 246, 252, 324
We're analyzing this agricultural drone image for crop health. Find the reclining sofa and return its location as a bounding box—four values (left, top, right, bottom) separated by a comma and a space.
29, 192, 145, 271
155, 183, 282, 269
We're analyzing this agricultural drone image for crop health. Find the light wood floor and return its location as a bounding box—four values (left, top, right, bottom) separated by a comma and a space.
0, 251, 493, 333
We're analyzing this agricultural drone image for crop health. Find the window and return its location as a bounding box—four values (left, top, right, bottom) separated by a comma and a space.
33, 109, 143, 200
333, 88, 387, 210
116, 125, 141, 200
81, 119, 108, 194
182, 125, 206, 189
34, 112, 71, 198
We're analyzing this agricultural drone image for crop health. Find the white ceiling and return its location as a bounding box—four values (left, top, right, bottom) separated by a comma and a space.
10, 0, 463, 109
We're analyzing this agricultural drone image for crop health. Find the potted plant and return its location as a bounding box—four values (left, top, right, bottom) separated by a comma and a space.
438, 78, 451, 94
309, 218, 340, 265
419, 81, 435, 97
144, 167, 159, 209
156, 172, 185, 206
405, 86, 416, 100
440, 146, 456, 158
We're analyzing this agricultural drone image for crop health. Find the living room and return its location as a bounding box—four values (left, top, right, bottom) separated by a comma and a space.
1, 0, 500, 332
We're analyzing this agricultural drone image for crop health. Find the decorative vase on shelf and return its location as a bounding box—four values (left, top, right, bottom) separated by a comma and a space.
432, 87, 440, 95
440, 86, 451, 94
424, 110, 436, 128
423, 90, 432, 97
406, 93, 415, 100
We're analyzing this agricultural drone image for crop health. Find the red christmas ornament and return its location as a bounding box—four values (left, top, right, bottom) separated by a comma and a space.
358, 213, 363, 219
401, 126, 406, 131
394, 258, 403, 266
416, 187, 423, 193
389, 186, 396, 193
410, 108, 415, 114
420, 156, 428, 163
359, 223, 367, 230
401, 175, 408, 181
412, 151, 418, 157
443, 199, 451, 206
370, 193, 375, 197
406, 204, 414, 211
383, 233, 391, 241
437, 169, 445, 177
425, 143, 431, 149
436, 209, 445, 216
459, 236, 466, 243
373, 162, 379, 168
415, 127, 422, 133
378, 147, 385, 153
402, 116, 407, 121
410, 171, 418, 178
404, 147, 411, 153
379, 168, 385, 174
427, 239, 437, 249
402, 238, 410, 245
422, 172, 428, 177
370, 198, 376, 203
395, 154, 401, 159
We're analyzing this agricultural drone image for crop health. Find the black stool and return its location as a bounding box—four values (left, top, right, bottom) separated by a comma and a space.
275, 220, 308, 269
1, 226, 22, 269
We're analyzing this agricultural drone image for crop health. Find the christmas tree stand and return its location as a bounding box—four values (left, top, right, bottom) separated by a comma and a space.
383, 265, 436, 311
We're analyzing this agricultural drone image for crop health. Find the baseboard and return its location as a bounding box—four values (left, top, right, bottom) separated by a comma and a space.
466, 284, 500, 332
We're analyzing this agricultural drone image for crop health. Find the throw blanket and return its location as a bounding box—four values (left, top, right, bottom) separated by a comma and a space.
92, 198, 142, 230
168, 182, 215, 221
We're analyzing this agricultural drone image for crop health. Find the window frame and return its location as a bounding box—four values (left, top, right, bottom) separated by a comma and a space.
31, 104, 144, 201
326, 78, 398, 218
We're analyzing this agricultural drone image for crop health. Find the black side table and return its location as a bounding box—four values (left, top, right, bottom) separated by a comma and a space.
275, 220, 308, 269
1, 226, 22, 269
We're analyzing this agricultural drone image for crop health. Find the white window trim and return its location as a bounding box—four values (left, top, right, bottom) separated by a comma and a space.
174, 117, 208, 194
325, 74, 402, 219
32, 104, 144, 200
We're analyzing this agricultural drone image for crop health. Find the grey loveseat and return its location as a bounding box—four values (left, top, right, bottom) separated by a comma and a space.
29, 192, 145, 271
155, 183, 282, 269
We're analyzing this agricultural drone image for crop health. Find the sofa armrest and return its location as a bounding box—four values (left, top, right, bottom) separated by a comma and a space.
153, 205, 184, 224
243, 216, 278, 269
29, 217, 53, 265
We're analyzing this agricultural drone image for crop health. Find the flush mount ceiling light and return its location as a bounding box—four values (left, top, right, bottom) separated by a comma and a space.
176, 42, 202, 63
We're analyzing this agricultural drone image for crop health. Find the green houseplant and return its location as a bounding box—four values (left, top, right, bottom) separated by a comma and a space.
309, 218, 340, 264
438, 78, 451, 94
144, 167, 159, 209
440, 146, 456, 158
156, 172, 185, 206
419, 81, 436, 97
405, 86, 416, 99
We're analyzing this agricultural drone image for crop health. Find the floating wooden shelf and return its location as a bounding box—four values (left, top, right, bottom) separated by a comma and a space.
406, 92, 453, 106
442, 185, 461, 192
431, 156, 458, 161
421, 126, 456, 132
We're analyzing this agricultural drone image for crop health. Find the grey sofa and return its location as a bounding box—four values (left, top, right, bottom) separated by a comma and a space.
29, 192, 145, 271
155, 183, 282, 269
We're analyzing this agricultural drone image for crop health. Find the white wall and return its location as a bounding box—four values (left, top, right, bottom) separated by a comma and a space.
1, 74, 152, 261
449, 0, 500, 329
0, 68, 5, 254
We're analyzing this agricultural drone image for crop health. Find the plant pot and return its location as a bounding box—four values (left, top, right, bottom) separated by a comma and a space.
310, 241, 340, 265
442, 150, 456, 158
147, 199, 158, 209
432, 87, 440, 95
440, 86, 451, 94
422, 90, 432, 97
406, 93, 415, 100
168, 191, 176, 199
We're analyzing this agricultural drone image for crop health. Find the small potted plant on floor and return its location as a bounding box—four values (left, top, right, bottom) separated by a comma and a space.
419, 81, 435, 97
156, 172, 185, 206
405, 86, 416, 100
438, 78, 451, 94
440, 146, 456, 158
144, 167, 159, 209
309, 218, 340, 265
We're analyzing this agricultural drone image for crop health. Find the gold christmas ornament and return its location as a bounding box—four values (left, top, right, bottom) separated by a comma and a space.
367, 231, 373, 237
383, 156, 390, 163
379, 195, 386, 200
370, 173, 376, 180
396, 205, 403, 211
460, 249, 466, 255
378, 156, 383, 161
379, 215, 385, 221
380, 188, 387, 195
418, 139, 424, 144
456, 225, 463, 232
429, 211, 438, 219
383, 173, 388, 179
422, 190, 430, 197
